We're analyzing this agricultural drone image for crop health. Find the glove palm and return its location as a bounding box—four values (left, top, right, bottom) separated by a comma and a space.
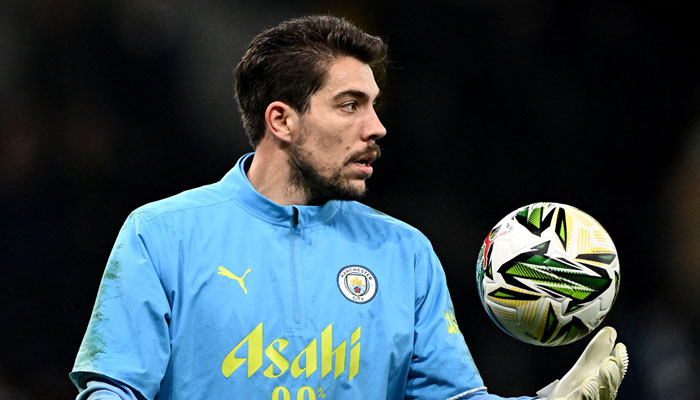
537, 327, 629, 400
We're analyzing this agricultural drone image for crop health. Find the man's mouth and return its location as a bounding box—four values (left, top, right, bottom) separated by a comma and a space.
353, 153, 376, 167
350, 152, 377, 176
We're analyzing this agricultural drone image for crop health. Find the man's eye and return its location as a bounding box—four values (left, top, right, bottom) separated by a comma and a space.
340, 102, 357, 112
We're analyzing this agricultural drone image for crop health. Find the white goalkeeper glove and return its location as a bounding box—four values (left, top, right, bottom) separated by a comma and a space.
536, 327, 629, 400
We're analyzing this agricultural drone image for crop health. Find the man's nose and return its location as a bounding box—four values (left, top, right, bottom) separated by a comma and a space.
363, 107, 386, 142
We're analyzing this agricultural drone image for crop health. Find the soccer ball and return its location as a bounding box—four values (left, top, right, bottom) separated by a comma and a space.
476, 202, 620, 346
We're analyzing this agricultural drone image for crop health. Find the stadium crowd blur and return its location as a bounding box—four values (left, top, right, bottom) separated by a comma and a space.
1, 1, 698, 399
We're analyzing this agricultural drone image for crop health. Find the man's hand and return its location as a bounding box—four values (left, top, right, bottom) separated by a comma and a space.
537, 327, 629, 400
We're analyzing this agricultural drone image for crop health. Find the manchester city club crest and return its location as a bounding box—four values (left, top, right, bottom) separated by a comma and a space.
337, 265, 378, 304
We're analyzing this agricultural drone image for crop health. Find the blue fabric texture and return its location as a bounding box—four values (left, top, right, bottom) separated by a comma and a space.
71, 152, 534, 400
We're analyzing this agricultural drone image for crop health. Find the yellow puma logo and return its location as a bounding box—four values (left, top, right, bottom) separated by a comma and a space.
218, 266, 251, 294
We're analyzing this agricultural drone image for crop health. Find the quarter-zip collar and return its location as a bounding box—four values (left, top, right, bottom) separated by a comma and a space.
220, 152, 340, 227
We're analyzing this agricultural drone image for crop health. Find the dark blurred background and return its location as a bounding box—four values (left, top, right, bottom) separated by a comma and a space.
2, 1, 699, 399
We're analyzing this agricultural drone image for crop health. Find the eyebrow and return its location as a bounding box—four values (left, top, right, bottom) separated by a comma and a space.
332, 89, 381, 102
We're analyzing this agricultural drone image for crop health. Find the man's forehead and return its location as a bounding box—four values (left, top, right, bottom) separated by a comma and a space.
321, 57, 380, 99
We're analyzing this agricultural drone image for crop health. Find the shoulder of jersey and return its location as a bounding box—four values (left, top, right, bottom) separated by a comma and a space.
340, 201, 427, 240
129, 181, 233, 222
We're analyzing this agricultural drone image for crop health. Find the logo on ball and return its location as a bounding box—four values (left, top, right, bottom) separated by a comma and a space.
337, 265, 378, 304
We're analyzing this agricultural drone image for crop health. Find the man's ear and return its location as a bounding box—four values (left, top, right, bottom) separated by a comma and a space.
264, 101, 298, 144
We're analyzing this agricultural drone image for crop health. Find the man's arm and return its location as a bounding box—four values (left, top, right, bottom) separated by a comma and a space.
406, 239, 537, 400
70, 211, 173, 399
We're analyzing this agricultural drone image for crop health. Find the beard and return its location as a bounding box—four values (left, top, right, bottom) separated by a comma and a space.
289, 142, 381, 205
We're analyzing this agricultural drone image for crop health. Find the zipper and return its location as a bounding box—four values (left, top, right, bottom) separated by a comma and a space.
290, 207, 301, 324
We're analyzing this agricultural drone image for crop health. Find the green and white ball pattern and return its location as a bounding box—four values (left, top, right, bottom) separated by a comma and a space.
476, 202, 620, 346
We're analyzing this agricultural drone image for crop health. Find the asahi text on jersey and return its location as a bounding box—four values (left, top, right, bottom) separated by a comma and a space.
222, 323, 361, 381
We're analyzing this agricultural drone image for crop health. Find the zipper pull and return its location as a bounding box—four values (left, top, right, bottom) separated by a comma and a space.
292, 207, 299, 227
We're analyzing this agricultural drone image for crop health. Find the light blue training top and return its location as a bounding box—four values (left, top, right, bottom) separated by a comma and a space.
70, 153, 535, 400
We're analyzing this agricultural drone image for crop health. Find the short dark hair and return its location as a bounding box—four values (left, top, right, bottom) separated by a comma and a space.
234, 15, 388, 147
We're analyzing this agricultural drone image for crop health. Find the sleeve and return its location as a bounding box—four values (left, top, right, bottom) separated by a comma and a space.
76, 378, 140, 400
406, 241, 537, 400
69, 211, 172, 400
464, 390, 539, 400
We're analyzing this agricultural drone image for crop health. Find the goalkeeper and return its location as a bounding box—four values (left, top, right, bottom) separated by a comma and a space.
70, 15, 628, 400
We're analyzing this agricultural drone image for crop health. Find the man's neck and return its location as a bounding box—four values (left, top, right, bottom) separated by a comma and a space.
246, 140, 309, 206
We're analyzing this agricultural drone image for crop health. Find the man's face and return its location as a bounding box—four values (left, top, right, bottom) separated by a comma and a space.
289, 56, 386, 204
